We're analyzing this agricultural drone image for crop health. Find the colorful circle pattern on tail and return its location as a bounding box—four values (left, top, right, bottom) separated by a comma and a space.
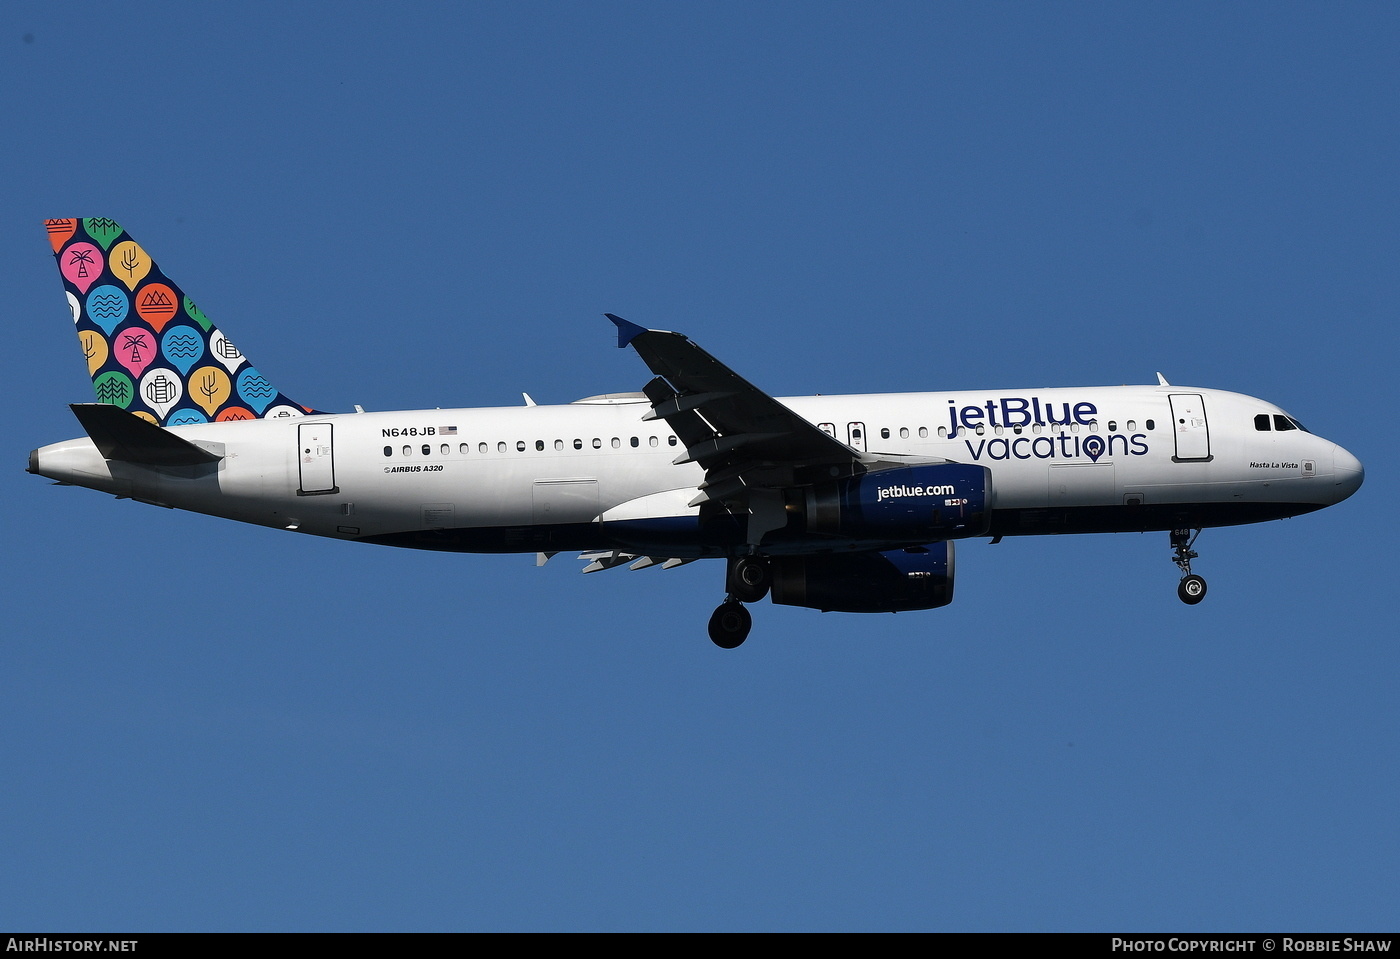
48, 218, 321, 426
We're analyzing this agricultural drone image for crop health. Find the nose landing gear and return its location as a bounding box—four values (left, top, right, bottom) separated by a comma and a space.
1171, 528, 1207, 605
1178, 573, 1207, 604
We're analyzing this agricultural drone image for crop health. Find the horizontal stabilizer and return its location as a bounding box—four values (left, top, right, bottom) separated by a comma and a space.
70, 403, 222, 467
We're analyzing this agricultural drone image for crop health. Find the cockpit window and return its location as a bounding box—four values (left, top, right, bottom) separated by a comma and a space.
1273, 414, 1297, 432
1255, 414, 1271, 431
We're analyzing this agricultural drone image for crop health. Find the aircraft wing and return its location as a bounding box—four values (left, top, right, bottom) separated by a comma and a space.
607, 314, 863, 506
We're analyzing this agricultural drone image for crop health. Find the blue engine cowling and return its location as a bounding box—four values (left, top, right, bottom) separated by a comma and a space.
804, 464, 991, 542
770, 543, 955, 613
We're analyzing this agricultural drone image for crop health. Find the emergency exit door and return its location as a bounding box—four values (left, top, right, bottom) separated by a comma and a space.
847, 422, 867, 452
297, 423, 338, 495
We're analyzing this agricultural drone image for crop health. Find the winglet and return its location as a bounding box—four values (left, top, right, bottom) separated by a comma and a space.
1156, 372, 1171, 386
605, 313, 648, 349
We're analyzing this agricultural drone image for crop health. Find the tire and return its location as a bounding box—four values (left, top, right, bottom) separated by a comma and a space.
729, 556, 771, 603
1178, 574, 1207, 605
708, 601, 752, 648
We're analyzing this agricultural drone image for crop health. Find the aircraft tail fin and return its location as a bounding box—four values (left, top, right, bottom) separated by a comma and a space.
45, 218, 323, 426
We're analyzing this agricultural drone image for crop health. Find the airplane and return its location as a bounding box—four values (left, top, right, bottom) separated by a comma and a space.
29, 217, 1365, 647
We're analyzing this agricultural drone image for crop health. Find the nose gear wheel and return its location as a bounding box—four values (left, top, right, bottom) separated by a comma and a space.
1170, 528, 1207, 605
1178, 573, 1207, 604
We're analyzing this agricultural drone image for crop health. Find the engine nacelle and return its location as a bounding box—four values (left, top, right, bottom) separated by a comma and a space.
804, 464, 991, 542
771, 543, 955, 613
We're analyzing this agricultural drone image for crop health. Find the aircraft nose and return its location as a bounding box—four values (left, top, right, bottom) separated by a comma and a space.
1332, 443, 1364, 502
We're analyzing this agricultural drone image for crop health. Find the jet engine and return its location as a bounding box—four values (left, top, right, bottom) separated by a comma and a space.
802, 463, 991, 542
770, 542, 955, 613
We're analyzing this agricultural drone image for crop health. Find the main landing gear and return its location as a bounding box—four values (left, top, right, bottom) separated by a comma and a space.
708, 601, 752, 649
707, 556, 771, 648
1171, 528, 1207, 605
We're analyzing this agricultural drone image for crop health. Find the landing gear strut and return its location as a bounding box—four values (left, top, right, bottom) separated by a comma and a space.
707, 556, 771, 647
1171, 528, 1207, 605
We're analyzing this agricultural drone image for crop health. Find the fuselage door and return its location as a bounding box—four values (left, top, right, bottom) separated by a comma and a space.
532, 479, 601, 526
847, 421, 867, 452
297, 423, 338, 495
1168, 393, 1211, 461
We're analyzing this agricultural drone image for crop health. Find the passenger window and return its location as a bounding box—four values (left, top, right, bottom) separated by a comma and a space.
1126, 420, 1136, 431
422, 445, 431, 456
574, 438, 583, 450
630, 436, 639, 448
403, 445, 411, 456
440, 444, 449, 455
649, 436, 658, 448
383, 446, 392, 457
880, 428, 890, 439
918, 427, 927, 438
900, 427, 910, 438
516, 441, 526, 452
1255, 414, 1271, 431
668, 435, 678, 446
1108, 421, 1117, 431
497, 441, 507, 453
592, 438, 602, 449
479, 442, 488, 454
554, 439, 564, 451
611, 437, 621, 449
460, 443, 469, 454
938, 427, 947, 438
535, 440, 544, 451
975, 425, 985, 436
1145, 419, 1155, 430
1274, 415, 1296, 432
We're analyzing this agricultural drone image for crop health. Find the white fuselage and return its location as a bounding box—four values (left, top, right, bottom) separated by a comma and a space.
31, 384, 1363, 556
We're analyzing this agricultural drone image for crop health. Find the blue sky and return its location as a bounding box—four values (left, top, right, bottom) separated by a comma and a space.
2, 2, 1395, 932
